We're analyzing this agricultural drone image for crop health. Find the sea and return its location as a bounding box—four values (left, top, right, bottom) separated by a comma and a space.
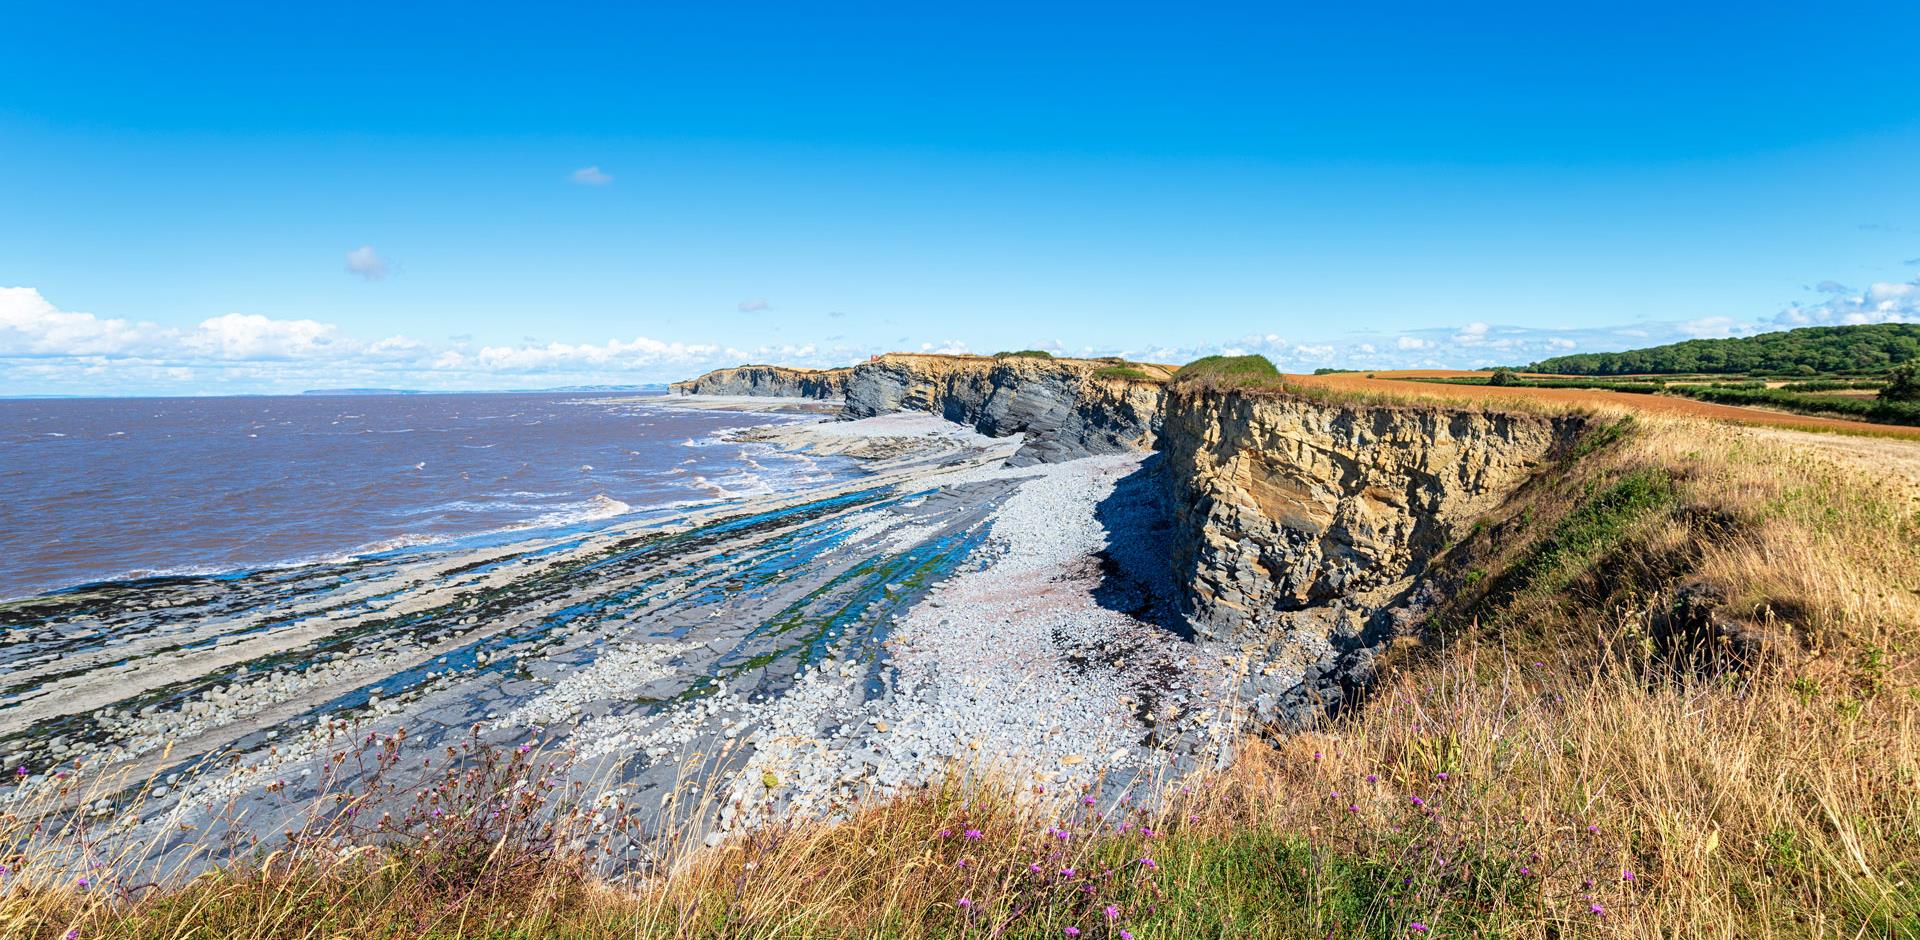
0, 392, 852, 601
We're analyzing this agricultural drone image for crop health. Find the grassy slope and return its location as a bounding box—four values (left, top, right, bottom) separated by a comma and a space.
7, 419, 1919, 938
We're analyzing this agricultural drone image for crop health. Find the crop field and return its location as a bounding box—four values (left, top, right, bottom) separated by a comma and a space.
1291, 369, 1920, 439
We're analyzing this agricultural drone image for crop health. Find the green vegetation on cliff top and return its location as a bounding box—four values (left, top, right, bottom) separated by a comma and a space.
1171, 354, 1282, 388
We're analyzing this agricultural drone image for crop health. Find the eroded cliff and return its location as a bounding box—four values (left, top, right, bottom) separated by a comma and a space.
1158, 386, 1585, 720
671, 365, 851, 399
844, 354, 1171, 465
674, 353, 1591, 722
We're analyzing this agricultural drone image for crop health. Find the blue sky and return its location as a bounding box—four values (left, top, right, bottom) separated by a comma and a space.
4, 1, 1919, 394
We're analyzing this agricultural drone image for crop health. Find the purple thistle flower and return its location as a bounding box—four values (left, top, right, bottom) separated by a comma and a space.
1029, 863, 1044, 874
1121, 932, 1134, 940
1410, 796, 1425, 807
1084, 795, 1096, 806
1410, 924, 1430, 934
1138, 856, 1157, 870
1105, 904, 1120, 921
1435, 772, 1448, 781
956, 898, 972, 910
963, 828, 983, 841
1590, 903, 1606, 916
939, 828, 951, 838
1366, 774, 1378, 783
1060, 867, 1076, 878
1622, 870, 1634, 882
1348, 804, 1359, 813
76, 876, 90, 888
13, 767, 25, 777
1064, 928, 1080, 938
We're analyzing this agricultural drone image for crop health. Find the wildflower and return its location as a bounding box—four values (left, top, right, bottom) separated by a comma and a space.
76, 876, 90, 889
1065, 929, 1081, 938
1590, 903, 1605, 916
939, 828, 952, 838
1313, 751, 1322, 760
1084, 795, 1097, 806
957, 858, 970, 868
1348, 804, 1359, 813
1138, 856, 1158, 870
1366, 774, 1378, 783
964, 828, 983, 841
1410, 924, 1430, 934
1586, 824, 1599, 834
66, 931, 79, 940
1519, 866, 1533, 877
1435, 772, 1448, 781
13, 767, 25, 777
1188, 813, 1199, 823
1410, 796, 1425, 807
1121, 933, 1134, 940
1105, 905, 1120, 921
1029, 863, 1044, 874
1060, 867, 1076, 877
1622, 870, 1635, 882
956, 898, 972, 910
517, 743, 532, 754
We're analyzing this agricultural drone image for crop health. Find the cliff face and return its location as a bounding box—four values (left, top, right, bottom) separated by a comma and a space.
1158, 387, 1584, 720
671, 365, 851, 399
843, 354, 1171, 465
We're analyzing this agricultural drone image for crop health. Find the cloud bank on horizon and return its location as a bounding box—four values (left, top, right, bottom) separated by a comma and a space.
5, 276, 1916, 396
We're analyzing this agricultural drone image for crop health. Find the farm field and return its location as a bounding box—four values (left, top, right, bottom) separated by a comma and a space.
1290, 369, 1920, 439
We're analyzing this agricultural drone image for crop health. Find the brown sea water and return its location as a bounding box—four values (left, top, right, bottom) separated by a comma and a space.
0, 392, 852, 599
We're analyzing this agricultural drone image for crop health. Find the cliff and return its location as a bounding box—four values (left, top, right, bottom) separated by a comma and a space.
1158, 386, 1585, 720
674, 353, 1593, 722
670, 365, 851, 399
843, 354, 1172, 465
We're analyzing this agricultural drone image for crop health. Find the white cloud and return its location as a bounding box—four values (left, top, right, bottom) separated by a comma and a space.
1, 287, 159, 356
190, 313, 341, 359
1395, 336, 1433, 350
344, 246, 389, 281
569, 165, 613, 186
466, 335, 724, 371
1679, 316, 1746, 338
737, 298, 770, 313
1452, 322, 1490, 345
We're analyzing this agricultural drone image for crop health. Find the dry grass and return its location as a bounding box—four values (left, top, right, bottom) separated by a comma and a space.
4, 419, 1917, 938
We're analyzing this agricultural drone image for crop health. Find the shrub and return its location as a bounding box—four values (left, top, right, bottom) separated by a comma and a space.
1486, 368, 1521, 387
1882, 362, 1920, 402
1171, 354, 1282, 390
993, 349, 1055, 359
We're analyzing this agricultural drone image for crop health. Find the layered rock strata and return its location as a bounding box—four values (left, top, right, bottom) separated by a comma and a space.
1157, 387, 1584, 720
670, 365, 851, 399
843, 354, 1171, 465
